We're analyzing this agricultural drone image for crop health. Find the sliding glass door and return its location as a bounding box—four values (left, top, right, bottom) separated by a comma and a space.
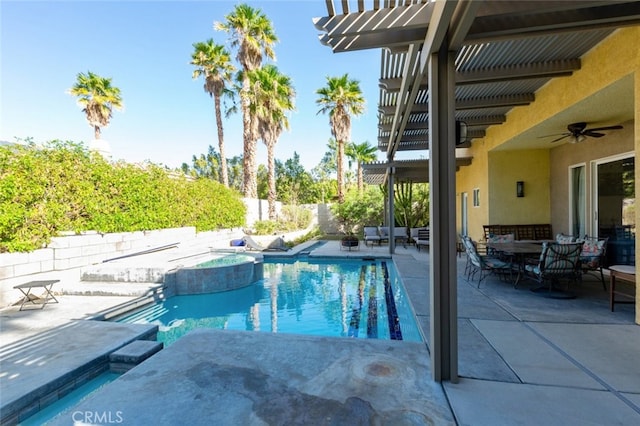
593, 154, 635, 265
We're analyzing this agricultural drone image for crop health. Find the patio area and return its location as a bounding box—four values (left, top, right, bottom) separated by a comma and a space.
395, 244, 640, 424
1, 240, 639, 424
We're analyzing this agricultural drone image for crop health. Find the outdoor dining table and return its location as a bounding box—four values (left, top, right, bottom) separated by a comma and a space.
486, 241, 543, 286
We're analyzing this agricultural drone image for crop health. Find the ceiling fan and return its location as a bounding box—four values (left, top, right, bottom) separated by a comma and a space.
541, 122, 623, 143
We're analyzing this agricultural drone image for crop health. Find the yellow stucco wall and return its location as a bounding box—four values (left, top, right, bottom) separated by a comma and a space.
456, 148, 488, 241
488, 150, 551, 225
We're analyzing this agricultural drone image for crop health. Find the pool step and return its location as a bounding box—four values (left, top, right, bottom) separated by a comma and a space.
81, 263, 169, 283
57, 281, 165, 297
109, 340, 164, 373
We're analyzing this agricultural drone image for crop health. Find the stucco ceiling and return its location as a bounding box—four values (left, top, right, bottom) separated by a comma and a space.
495, 74, 635, 151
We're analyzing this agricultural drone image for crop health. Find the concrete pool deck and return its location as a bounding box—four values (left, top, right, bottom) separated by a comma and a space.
1, 240, 639, 424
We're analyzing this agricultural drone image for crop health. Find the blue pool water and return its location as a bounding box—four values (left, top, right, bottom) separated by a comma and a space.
119, 258, 422, 344
19, 371, 120, 425
195, 253, 255, 267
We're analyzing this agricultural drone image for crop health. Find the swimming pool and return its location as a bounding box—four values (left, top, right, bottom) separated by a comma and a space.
19, 371, 120, 425
119, 257, 422, 344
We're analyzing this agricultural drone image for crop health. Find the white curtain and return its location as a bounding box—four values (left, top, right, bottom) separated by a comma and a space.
571, 166, 586, 237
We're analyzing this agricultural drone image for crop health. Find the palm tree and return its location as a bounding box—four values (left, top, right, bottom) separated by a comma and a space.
215, 3, 277, 198
190, 39, 235, 187
316, 74, 365, 203
248, 65, 295, 219
68, 71, 123, 140
346, 141, 378, 192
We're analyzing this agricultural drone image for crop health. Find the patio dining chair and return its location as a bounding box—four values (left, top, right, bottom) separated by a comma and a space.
461, 236, 511, 288
485, 233, 514, 257
524, 242, 582, 297
579, 236, 609, 290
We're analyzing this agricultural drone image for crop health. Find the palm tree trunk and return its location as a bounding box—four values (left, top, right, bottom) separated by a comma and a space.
214, 95, 229, 187
266, 139, 277, 220
357, 164, 364, 193
94, 126, 101, 140
241, 79, 257, 198
337, 139, 345, 203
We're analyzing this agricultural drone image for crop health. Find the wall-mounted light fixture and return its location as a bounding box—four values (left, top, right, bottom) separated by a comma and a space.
516, 181, 525, 198
455, 121, 468, 146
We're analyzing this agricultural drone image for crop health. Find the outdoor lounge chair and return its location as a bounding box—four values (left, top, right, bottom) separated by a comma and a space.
242, 235, 289, 252
393, 226, 408, 248
410, 227, 428, 245
415, 228, 430, 251
363, 226, 381, 246
378, 226, 390, 244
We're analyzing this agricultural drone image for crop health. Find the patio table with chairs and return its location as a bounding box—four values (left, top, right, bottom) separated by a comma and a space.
486, 241, 544, 287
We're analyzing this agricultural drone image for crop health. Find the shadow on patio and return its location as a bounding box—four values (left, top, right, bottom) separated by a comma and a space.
394, 249, 640, 425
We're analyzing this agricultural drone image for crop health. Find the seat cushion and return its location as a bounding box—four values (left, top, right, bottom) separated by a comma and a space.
417, 229, 430, 240
556, 233, 575, 244
488, 233, 514, 243
581, 239, 605, 256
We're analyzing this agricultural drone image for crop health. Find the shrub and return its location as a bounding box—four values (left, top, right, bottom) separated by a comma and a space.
280, 205, 312, 229
330, 187, 384, 235
252, 220, 279, 235
0, 140, 246, 252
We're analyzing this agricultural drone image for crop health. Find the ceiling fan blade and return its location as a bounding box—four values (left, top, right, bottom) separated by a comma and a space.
550, 134, 570, 143
585, 125, 623, 132
584, 131, 605, 138
538, 132, 569, 139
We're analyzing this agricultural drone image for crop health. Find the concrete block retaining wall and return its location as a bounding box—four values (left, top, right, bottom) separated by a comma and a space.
244, 201, 338, 235
0, 227, 244, 307
0, 201, 340, 307
243, 198, 282, 227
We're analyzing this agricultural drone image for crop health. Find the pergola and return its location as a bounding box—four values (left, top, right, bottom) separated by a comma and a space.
314, 0, 640, 381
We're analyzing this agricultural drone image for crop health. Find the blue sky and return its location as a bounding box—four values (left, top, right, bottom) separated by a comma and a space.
0, 0, 383, 171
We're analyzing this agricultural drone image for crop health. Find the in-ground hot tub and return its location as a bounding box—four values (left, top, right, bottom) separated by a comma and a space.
164, 253, 263, 296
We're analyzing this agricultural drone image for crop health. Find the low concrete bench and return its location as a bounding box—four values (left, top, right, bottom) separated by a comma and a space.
13, 279, 59, 310
109, 340, 164, 373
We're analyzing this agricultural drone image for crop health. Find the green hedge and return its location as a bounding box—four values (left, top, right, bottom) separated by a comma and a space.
0, 140, 246, 252
330, 187, 384, 234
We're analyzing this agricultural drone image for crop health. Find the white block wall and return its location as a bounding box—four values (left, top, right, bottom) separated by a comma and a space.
0, 200, 339, 307
0, 227, 199, 306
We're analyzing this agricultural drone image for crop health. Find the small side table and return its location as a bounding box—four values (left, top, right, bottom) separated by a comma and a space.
609, 265, 636, 312
13, 280, 60, 310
